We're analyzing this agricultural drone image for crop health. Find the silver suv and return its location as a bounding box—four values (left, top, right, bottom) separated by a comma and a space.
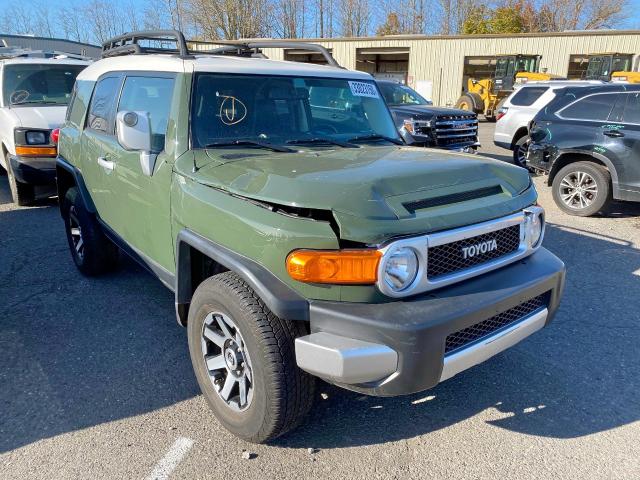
494, 81, 604, 167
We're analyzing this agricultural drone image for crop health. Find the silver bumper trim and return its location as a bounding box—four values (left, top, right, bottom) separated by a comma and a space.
440, 308, 548, 382
295, 332, 398, 384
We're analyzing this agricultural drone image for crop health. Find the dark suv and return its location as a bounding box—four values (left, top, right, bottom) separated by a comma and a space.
376, 80, 479, 152
528, 84, 640, 216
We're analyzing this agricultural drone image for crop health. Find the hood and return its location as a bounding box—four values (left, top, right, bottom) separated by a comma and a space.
10, 105, 68, 129
190, 146, 535, 243
390, 104, 474, 118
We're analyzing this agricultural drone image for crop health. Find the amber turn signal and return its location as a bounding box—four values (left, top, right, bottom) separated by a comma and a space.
15, 146, 57, 157
286, 249, 382, 284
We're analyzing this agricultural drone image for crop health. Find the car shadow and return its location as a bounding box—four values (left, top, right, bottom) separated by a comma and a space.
1, 179, 638, 452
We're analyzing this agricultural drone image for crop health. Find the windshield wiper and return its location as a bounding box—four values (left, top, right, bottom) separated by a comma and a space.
285, 137, 358, 148
204, 140, 294, 153
347, 134, 403, 145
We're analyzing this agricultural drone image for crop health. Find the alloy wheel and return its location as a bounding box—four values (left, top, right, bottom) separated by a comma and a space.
201, 311, 254, 411
68, 206, 85, 260
515, 143, 528, 167
559, 171, 598, 209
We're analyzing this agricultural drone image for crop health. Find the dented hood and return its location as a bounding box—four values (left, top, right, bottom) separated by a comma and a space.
192, 146, 536, 243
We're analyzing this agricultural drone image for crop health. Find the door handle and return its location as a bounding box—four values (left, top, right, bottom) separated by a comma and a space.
603, 129, 624, 138
97, 156, 115, 171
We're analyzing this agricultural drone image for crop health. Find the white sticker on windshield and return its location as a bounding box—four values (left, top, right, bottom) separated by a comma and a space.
348, 81, 379, 98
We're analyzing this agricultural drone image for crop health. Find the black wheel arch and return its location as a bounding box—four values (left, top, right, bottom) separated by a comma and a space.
511, 127, 529, 150
56, 156, 97, 216
175, 229, 309, 327
548, 150, 619, 198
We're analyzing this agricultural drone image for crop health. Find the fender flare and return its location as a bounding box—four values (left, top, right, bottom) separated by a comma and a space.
175, 229, 310, 326
56, 156, 97, 214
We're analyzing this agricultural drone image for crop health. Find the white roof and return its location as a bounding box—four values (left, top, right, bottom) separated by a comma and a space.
77, 53, 373, 81
517, 80, 607, 89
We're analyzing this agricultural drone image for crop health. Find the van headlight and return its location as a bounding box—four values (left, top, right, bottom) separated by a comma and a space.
381, 247, 419, 292
26, 131, 47, 145
525, 207, 545, 248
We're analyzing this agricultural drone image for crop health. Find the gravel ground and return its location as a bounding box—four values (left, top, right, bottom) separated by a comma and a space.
1, 123, 639, 479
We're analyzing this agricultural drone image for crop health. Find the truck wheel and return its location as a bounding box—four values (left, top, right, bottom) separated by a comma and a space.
62, 187, 119, 275
513, 135, 530, 168
6, 154, 35, 206
455, 95, 475, 112
552, 161, 612, 216
187, 271, 315, 443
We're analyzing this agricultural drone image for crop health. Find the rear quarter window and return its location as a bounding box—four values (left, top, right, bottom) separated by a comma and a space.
510, 87, 549, 106
67, 80, 94, 128
558, 93, 619, 121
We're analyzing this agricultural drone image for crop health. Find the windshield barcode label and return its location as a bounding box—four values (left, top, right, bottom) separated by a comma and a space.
348, 81, 379, 98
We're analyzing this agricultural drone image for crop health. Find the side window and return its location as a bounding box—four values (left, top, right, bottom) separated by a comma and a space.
87, 76, 121, 133
510, 87, 548, 106
117, 76, 175, 152
622, 92, 640, 124
559, 93, 619, 121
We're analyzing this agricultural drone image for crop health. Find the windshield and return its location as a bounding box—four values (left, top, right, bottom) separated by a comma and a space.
191, 74, 400, 148
378, 82, 430, 106
3, 64, 85, 106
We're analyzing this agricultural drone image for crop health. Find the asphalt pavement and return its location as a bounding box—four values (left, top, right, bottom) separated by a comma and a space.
1, 123, 639, 479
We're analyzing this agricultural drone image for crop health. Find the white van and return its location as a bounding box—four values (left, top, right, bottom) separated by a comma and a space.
0, 55, 89, 204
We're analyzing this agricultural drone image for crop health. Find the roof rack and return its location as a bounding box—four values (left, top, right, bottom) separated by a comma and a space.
101, 30, 341, 68
0, 47, 91, 61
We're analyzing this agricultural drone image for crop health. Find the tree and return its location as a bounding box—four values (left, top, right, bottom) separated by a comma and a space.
376, 12, 401, 36
462, 5, 491, 34
489, 6, 525, 33
273, 0, 307, 38
184, 0, 271, 40
337, 0, 371, 37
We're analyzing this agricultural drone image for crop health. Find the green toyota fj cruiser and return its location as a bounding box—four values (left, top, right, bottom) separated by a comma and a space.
56, 31, 565, 443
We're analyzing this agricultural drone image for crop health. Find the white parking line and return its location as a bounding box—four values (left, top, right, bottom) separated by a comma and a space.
146, 437, 194, 480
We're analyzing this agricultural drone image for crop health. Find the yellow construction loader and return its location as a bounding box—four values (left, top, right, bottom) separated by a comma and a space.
584, 53, 640, 83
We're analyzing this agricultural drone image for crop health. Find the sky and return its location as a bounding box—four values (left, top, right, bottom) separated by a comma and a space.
0, 0, 638, 39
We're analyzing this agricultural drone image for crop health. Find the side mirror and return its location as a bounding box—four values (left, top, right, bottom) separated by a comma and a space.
116, 111, 157, 176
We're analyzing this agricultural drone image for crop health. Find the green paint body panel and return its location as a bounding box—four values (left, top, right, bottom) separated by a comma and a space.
59, 70, 538, 304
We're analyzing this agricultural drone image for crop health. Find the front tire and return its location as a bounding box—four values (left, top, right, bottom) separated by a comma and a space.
552, 161, 612, 216
62, 187, 119, 275
187, 272, 315, 443
6, 153, 35, 206
455, 94, 475, 112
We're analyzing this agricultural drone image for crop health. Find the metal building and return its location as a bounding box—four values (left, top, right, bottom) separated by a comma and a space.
0, 34, 101, 59
254, 30, 640, 107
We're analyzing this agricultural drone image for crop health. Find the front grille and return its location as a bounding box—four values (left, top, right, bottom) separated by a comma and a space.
445, 293, 548, 355
434, 114, 478, 148
427, 224, 521, 278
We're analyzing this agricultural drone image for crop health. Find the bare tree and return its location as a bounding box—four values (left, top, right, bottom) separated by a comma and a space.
184, 0, 271, 39
337, 0, 371, 37
273, 0, 307, 38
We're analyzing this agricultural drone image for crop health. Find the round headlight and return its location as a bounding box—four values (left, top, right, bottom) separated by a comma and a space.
529, 212, 544, 247
382, 247, 419, 292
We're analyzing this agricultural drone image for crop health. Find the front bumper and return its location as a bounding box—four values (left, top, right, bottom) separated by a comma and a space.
9, 155, 56, 185
295, 247, 565, 396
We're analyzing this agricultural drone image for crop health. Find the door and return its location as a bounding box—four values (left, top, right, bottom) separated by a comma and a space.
602, 92, 640, 197
80, 73, 124, 224
109, 74, 176, 271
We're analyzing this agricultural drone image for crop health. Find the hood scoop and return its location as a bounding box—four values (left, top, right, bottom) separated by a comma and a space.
403, 185, 504, 214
